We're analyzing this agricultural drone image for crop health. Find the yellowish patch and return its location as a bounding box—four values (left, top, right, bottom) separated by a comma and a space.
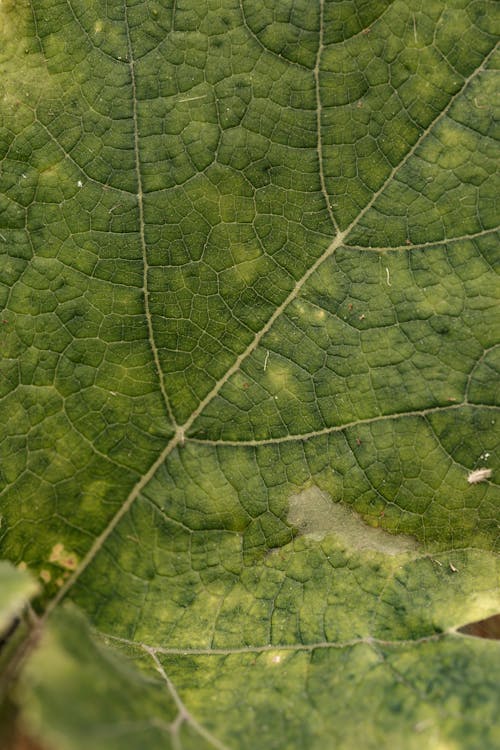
0, 0, 22, 39
235, 257, 262, 285
80, 479, 110, 515
0, 0, 57, 132
314, 308, 326, 322
39, 569, 51, 583
266, 359, 295, 391
39, 162, 67, 182
456, 591, 500, 631
49, 543, 79, 571
264, 651, 287, 666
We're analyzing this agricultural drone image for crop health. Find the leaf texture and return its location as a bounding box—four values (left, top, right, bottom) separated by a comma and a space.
0, 0, 499, 748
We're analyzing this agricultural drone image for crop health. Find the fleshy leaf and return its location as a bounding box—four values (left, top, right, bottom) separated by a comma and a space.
0, 0, 499, 748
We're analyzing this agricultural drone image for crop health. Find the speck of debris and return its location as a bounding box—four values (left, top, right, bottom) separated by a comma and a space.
467, 467, 492, 484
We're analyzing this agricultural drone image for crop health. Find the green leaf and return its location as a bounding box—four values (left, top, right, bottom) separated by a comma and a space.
0, 562, 38, 635
1, 0, 499, 748
0, 562, 38, 747
15, 606, 172, 750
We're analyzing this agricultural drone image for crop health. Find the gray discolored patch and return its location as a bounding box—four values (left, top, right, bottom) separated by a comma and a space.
287, 486, 418, 555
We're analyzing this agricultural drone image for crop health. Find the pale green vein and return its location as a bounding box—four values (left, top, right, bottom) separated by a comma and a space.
315, 0, 340, 235
124, 3, 177, 429
343, 227, 499, 253
465, 344, 499, 403
103, 630, 453, 656
185, 402, 498, 447
144, 646, 231, 750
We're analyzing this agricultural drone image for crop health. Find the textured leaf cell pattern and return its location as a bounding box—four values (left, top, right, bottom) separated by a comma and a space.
0, 0, 499, 748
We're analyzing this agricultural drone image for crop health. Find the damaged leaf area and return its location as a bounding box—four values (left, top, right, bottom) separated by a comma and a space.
287, 484, 419, 551
0, 0, 499, 749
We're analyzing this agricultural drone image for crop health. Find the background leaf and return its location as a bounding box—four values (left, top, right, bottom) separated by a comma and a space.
0, 0, 499, 748
0, 562, 37, 636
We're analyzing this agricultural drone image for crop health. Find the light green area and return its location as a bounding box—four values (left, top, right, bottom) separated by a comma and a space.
192, 236, 500, 439
0, 562, 38, 709
0, 0, 499, 748
16, 604, 500, 750
17, 606, 173, 750
0, 562, 38, 635
287, 485, 419, 549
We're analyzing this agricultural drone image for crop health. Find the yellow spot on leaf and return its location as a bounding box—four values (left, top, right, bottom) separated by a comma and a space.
49, 543, 79, 571
39, 569, 51, 583
265, 651, 286, 666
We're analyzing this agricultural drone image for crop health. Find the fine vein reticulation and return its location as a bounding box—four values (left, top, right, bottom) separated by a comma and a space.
45, 18, 499, 615
2, 3, 499, 748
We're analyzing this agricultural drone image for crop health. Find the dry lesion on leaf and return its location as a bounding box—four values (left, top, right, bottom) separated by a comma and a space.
287, 484, 419, 554
48, 544, 79, 572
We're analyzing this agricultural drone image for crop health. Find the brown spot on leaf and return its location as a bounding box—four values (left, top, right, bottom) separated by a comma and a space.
48, 543, 79, 571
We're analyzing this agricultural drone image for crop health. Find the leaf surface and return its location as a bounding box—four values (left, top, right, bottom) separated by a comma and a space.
0, 563, 37, 635
0, 0, 499, 748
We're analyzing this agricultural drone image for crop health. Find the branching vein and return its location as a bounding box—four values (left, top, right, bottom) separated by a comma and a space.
124, 5, 177, 428
144, 647, 232, 750
186, 402, 499, 447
